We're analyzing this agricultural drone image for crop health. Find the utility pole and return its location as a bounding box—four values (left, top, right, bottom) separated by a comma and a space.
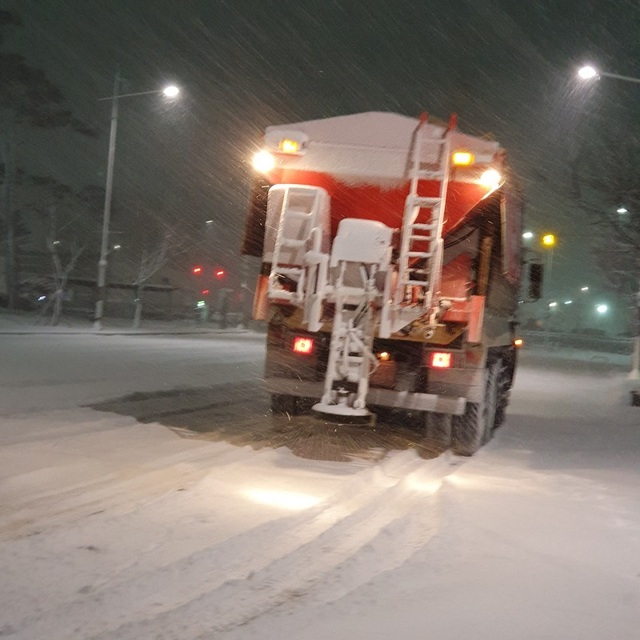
94, 70, 120, 330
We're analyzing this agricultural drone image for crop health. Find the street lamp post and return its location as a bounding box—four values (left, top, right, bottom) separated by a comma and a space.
93, 72, 180, 330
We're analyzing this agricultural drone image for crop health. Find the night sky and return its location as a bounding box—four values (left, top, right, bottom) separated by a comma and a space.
7, 0, 640, 320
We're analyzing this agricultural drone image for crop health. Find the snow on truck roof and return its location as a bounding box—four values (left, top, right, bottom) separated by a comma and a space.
263, 111, 501, 186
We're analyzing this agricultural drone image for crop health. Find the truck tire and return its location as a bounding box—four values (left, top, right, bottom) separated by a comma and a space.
451, 359, 501, 456
493, 359, 512, 431
424, 412, 452, 450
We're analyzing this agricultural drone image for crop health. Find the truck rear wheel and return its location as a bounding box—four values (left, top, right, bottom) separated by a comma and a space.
451, 359, 501, 456
424, 412, 452, 450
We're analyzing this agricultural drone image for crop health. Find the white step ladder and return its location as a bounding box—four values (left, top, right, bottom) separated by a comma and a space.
267, 185, 330, 304
382, 114, 454, 336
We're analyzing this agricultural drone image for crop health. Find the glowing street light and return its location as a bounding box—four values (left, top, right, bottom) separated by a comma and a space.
617, 207, 628, 214
578, 64, 640, 85
93, 72, 181, 330
596, 304, 608, 314
581, 286, 589, 292
522, 231, 534, 240
163, 85, 180, 98
578, 65, 598, 80
542, 233, 556, 247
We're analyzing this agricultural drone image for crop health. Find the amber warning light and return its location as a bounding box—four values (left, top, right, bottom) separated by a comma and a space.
293, 337, 314, 355
430, 352, 452, 368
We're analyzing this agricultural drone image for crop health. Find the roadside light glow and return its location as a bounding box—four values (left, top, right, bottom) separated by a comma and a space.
378, 351, 391, 361
578, 65, 598, 79
452, 151, 474, 166
430, 352, 452, 368
192, 266, 202, 275
214, 268, 226, 278
617, 207, 628, 214
279, 138, 300, 153
243, 488, 321, 511
293, 336, 314, 355
514, 338, 524, 347
542, 233, 556, 247
252, 150, 276, 173
479, 169, 502, 188
163, 85, 180, 98
549, 301, 558, 308
581, 286, 589, 292
596, 304, 608, 314
522, 231, 534, 239
113, 244, 121, 251
564, 300, 573, 305
197, 300, 206, 308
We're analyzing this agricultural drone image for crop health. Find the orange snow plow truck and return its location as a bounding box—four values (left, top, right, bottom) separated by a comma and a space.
243, 111, 537, 455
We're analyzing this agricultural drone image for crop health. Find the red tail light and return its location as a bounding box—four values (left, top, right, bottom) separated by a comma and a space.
293, 337, 314, 355
430, 351, 452, 368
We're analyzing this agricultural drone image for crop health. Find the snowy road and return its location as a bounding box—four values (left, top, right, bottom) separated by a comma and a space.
1, 333, 639, 639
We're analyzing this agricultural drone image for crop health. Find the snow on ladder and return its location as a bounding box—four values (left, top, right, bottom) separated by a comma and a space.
267, 185, 329, 304
394, 113, 454, 319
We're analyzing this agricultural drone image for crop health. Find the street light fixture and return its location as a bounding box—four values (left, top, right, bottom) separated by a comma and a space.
617, 206, 628, 214
93, 71, 180, 330
578, 65, 640, 85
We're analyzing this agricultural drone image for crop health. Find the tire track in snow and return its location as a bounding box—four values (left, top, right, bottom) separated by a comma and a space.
52, 453, 460, 640
0, 438, 245, 541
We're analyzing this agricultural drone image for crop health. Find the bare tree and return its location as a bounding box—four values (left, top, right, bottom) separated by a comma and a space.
43, 205, 85, 325
0, 12, 95, 308
131, 237, 168, 328
572, 128, 640, 377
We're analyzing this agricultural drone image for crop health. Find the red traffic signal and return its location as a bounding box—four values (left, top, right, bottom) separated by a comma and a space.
192, 266, 203, 275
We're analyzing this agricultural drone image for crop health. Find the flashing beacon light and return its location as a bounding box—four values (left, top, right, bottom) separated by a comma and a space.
293, 336, 314, 355
430, 352, 452, 368
252, 150, 276, 173
279, 138, 301, 154
452, 151, 474, 166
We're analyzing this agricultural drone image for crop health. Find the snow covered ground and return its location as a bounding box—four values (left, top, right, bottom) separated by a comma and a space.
1, 328, 639, 639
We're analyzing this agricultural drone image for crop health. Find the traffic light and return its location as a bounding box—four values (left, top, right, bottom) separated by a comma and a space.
192, 266, 203, 275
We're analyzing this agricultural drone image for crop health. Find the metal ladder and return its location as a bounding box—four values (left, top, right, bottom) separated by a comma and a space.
394, 114, 454, 319
268, 186, 328, 304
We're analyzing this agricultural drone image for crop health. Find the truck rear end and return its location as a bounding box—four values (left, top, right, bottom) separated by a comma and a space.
243, 111, 524, 454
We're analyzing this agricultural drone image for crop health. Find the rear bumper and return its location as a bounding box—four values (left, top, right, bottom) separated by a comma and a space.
265, 377, 467, 415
